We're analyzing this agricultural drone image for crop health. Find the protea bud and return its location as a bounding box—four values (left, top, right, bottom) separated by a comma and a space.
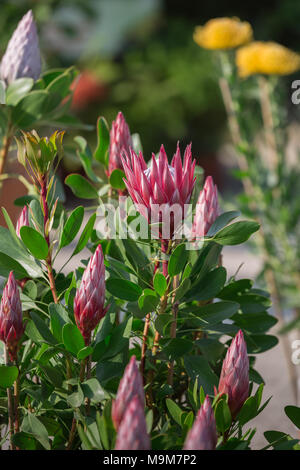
74, 244, 107, 345
115, 395, 150, 450
218, 330, 249, 418
108, 111, 132, 177
191, 175, 220, 241
16, 130, 64, 177
0, 10, 41, 85
112, 355, 145, 430
0, 272, 24, 361
16, 206, 29, 238
121, 143, 196, 240
184, 396, 217, 450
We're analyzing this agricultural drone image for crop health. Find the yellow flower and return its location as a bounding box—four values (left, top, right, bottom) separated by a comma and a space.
236, 41, 300, 77
193, 17, 252, 50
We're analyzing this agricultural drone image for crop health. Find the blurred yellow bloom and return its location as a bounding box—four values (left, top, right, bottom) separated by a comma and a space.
236, 41, 300, 77
193, 17, 252, 50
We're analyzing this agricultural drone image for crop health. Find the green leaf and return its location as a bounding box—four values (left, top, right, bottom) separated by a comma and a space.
187, 301, 239, 326
65, 174, 99, 199
77, 346, 93, 361
6, 78, 34, 106
162, 338, 194, 360
30, 311, 57, 345
106, 278, 142, 301
74, 136, 99, 183
237, 396, 258, 425
0, 365, 19, 388
100, 316, 132, 361
285, 406, 300, 429
62, 323, 85, 356
207, 211, 240, 236
215, 399, 232, 433
2, 207, 20, 242
67, 385, 84, 408
184, 355, 218, 395
138, 289, 160, 314
22, 413, 50, 450
184, 267, 226, 301
245, 334, 278, 354
72, 213, 96, 256
109, 169, 126, 191
20, 226, 49, 260
49, 303, 70, 342
11, 90, 49, 127
59, 206, 84, 249
0, 226, 42, 278
94, 116, 110, 166
153, 272, 167, 297
166, 398, 183, 426
189, 242, 222, 284
12, 432, 38, 450
0, 252, 29, 279
168, 243, 188, 277
213, 221, 260, 245
81, 378, 106, 402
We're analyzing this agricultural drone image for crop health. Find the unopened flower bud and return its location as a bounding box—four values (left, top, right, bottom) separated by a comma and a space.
0, 10, 41, 85
218, 330, 249, 418
16, 206, 29, 238
115, 395, 150, 450
74, 244, 107, 344
112, 355, 145, 430
184, 396, 217, 450
0, 272, 24, 360
191, 175, 220, 241
108, 111, 132, 177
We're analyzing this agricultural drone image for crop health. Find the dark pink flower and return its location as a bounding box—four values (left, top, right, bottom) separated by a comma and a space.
74, 244, 107, 344
218, 330, 249, 418
115, 395, 150, 450
121, 143, 196, 240
108, 111, 132, 177
184, 395, 217, 450
0, 272, 24, 360
112, 355, 145, 430
0, 10, 41, 85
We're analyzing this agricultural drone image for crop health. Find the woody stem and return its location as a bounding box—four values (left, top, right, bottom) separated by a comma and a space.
5, 347, 15, 450
40, 176, 58, 304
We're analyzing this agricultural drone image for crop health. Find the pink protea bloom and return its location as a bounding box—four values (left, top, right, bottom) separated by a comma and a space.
191, 175, 220, 241
112, 355, 145, 430
0, 10, 41, 85
184, 395, 217, 450
16, 206, 29, 238
0, 272, 24, 361
218, 330, 249, 418
115, 395, 150, 450
121, 143, 196, 241
74, 244, 107, 345
108, 111, 132, 177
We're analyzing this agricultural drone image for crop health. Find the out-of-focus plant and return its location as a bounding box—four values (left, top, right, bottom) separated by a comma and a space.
0, 10, 80, 199
194, 16, 300, 401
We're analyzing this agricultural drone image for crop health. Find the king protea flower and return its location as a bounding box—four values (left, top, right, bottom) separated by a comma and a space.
191, 175, 220, 241
121, 143, 196, 241
0, 10, 41, 85
108, 111, 132, 177
218, 330, 249, 418
0, 272, 24, 360
115, 395, 150, 450
74, 244, 107, 345
16, 206, 29, 238
184, 396, 217, 450
112, 355, 145, 430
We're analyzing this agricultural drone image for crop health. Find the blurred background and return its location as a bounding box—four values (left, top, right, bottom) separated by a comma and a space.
1, 0, 300, 191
